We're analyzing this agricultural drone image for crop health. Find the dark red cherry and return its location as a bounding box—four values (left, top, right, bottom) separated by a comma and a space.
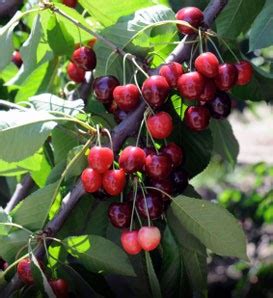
49, 279, 69, 298
147, 112, 173, 139
141, 75, 170, 108
175, 7, 204, 35
171, 169, 189, 194
184, 106, 210, 131
17, 258, 43, 285
195, 52, 219, 78
108, 202, 132, 228
149, 178, 173, 201
159, 62, 183, 88
143, 147, 156, 156
177, 71, 205, 100
72, 46, 96, 71
214, 63, 238, 91
121, 230, 142, 255
161, 142, 183, 168
67, 62, 85, 83
102, 169, 126, 196
113, 84, 140, 112
119, 146, 146, 173
199, 79, 216, 102
88, 146, 114, 174
113, 109, 128, 123
136, 191, 164, 219
145, 153, 172, 180
206, 92, 231, 119
11, 51, 22, 68
62, 0, 77, 8
235, 60, 253, 85
81, 168, 102, 193
93, 76, 120, 103
138, 226, 161, 251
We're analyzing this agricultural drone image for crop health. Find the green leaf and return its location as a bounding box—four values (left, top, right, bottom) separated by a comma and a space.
216, 0, 265, 39
0, 110, 57, 162
0, 208, 12, 236
30, 152, 52, 187
63, 235, 135, 276
145, 251, 162, 298
65, 145, 87, 179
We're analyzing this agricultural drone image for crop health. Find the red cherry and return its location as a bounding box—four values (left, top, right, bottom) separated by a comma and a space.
176, 7, 204, 35
67, 62, 85, 83
121, 230, 142, 255
72, 46, 96, 71
177, 71, 205, 100
184, 106, 210, 131
159, 62, 183, 88
93, 76, 120, 103
214, 63, 238, 91
88, 146, 114, 174
108, 202, 132, 228
141, 75, 170, 108
102, 169, 126, 196
199, 79, 216, 102
113, 84, 140, 112
149, 178, 173, 201
235, 60, 253, 85
136, 191, 164, 219
62, 0, 77, 8
119, 146, 146, 174
171, 169, 189, 194
138, 226, 161, 251
147, 112, 173, 139
17, 258, 43, 285
194, 52, 219, 78
81, 168, 102, 193
11, 51, 22, 68
161, 142, 183, 167
206, 91, 231, 119
145, 153, 172, 179
49, 279, 69, 298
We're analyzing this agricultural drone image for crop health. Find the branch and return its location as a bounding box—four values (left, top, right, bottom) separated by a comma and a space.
68, 72, 94, 103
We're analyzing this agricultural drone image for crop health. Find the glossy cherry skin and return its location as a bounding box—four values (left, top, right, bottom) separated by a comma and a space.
141, 75, 170, 108
67, 62, 85, 83
17, 258, 43, 285
184, 106, 210, 131
199, 79, 216, 102
102, 169, 126, 196
161, 142, 183, 168
136, 191, 164, 219
195, 52, 219, 78
143, 147, 156, 156
81, 168, 102, 193
235, 60, 253, 85
88, 146, 114, 174
147, 112, 173, 139
177, 71, 205, 100
138, 226, 161, 251
121, 230, 142, 255
72, 46, 96, 71
176, 7, 204, 35
108, 202, 132, 228
113, 84, 140, 112
149, 178, 173, 201
119, 146, 146, 173
62, 0, 77, 8
214, 63, 238, 91
159, 62, 183, 88
171, 169, 189, 194
11, 51, 22, 68
145, 153, 172, 180
49, 279, 69, 298
93, 76, 120, 103
206, 92, 231, 119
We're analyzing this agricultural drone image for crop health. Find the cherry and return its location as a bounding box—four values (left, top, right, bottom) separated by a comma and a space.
67, 62, 85, 83
72, 46, 96, 71
176, 7, 204, 35
88, 146, 114, 174
141, 75, 170, 108
119, 146, 146, 173
17, 258, 43, 285
194, 52, 219, 78
108, 202, 132, 228
161, 142, 183, 168
93, 76, 120, 103
81, 168, 102, 193
235, 60, 253, 85
199, 79, 216, 102
102, 169, 126, 196
143, 147, 156, 156
145, 153, 172, 180
49, 279, 69, 298
147, 112, 173, 140
149, 178, 173, 201
159, 62, 183, 88
138, 226, 161, 251
136, 191, 164, 219
206, 91, 231, 119
113, 109, 128, 123
11, 51, 22, 68
113, 84, 140, 112
171, 169, 189, 194
105, 100, 118, 114
184, 106, 210, 131
177, 71, 205, 100
214, 63, 238, 91
62, 0, 77, 8
120, 230, 142, 255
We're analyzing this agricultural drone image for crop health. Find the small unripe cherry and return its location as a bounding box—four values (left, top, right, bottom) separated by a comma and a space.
81, 168, 102, 193
147, 112, 173, 139
88, 146, 114, 174
138, 226, 161, 251
159, 62, 183, 88
67, 62, 85, 83
121, 230, 142, 255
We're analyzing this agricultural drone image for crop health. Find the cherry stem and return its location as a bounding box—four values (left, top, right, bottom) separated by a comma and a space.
136, 118, 145, 147
129, 178, 138, 231
102, 128, 114, 153
120, 192, 124, 203
122, 53, 131, 85
96, 124, 101, 147
218, 36, 240, 63
144, 110, 159, 154
104, 51, 117, 75
145, 186, 173, 201
132, 58, 149, 78
207, 36, 225, 64
140, 183, 151, 227
198, 29, 203, 54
